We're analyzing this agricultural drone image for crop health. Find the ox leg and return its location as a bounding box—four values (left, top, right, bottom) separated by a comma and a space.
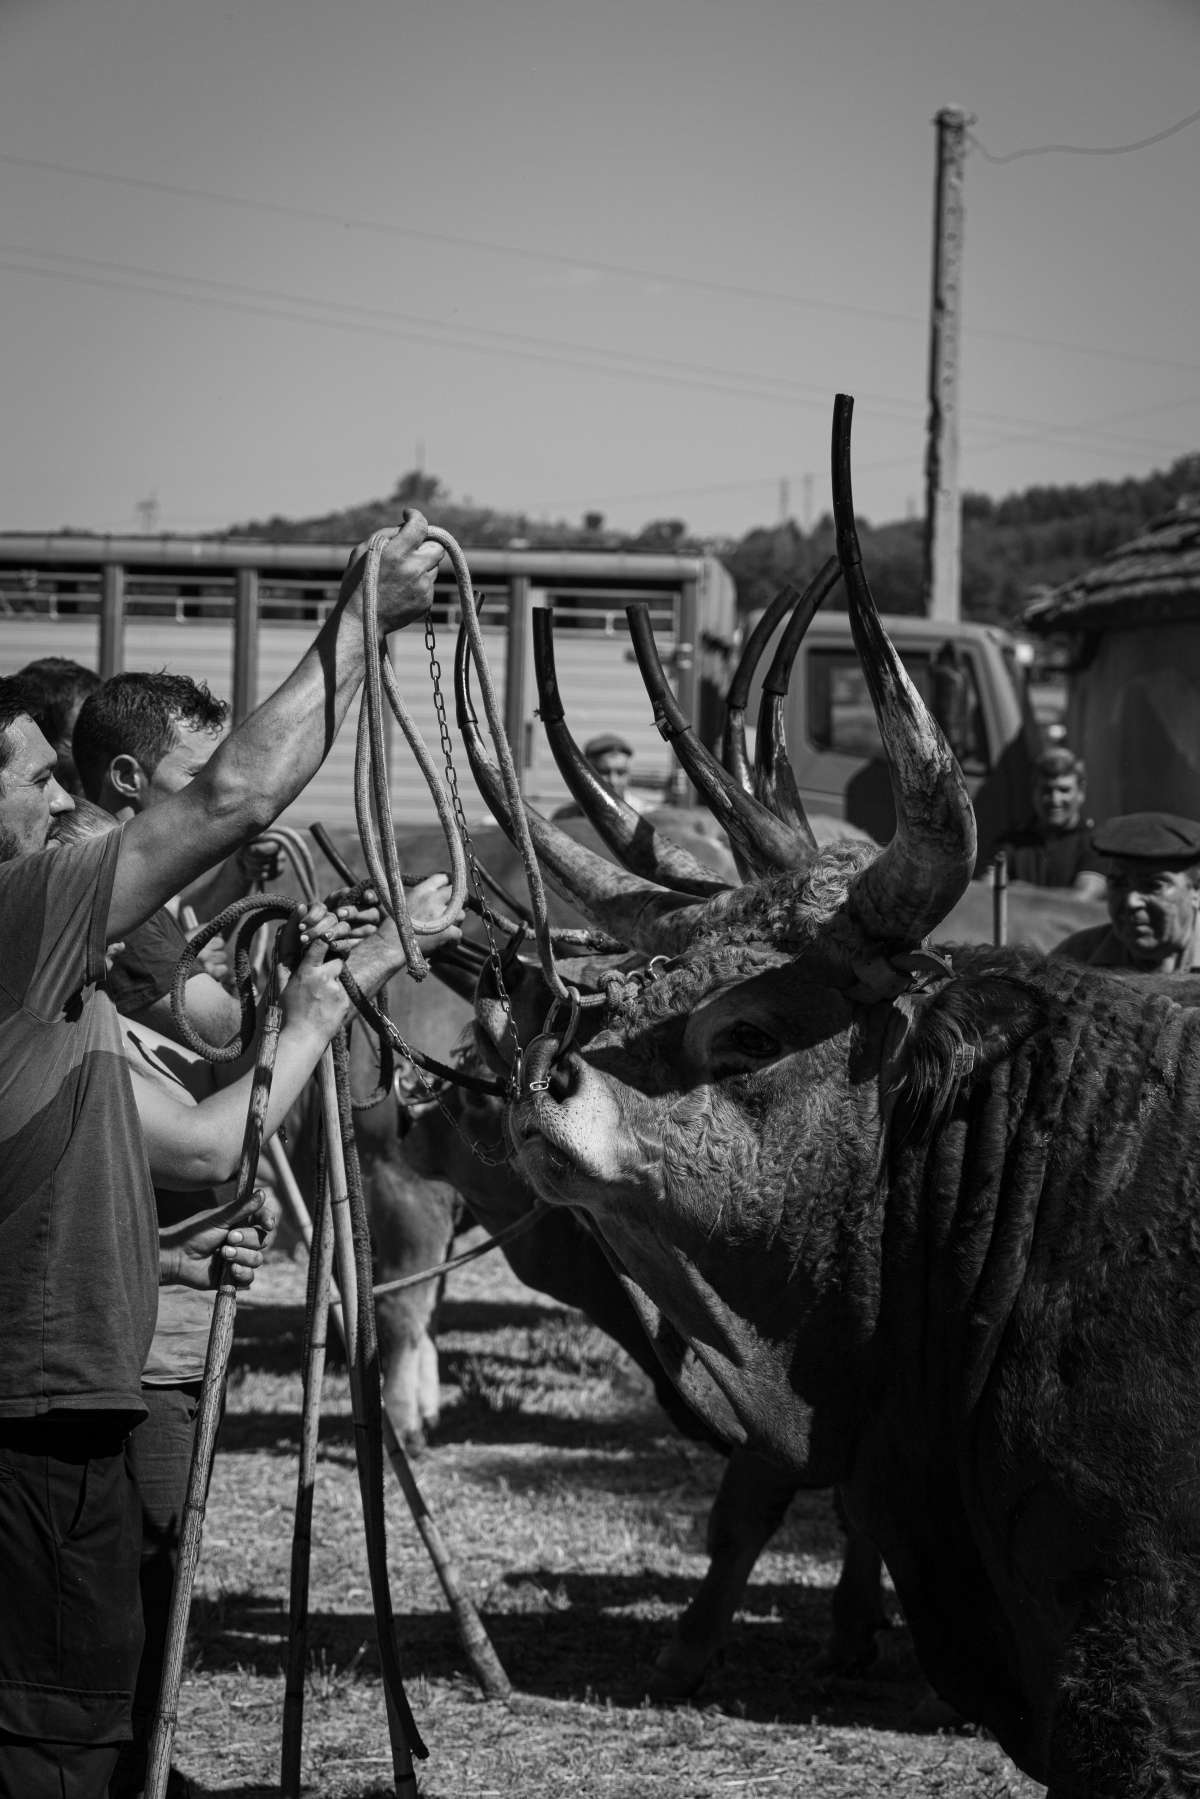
376, 1286, 441, 1457
417, 1311, 442, 1437
648, 1448, 798, 1700
1045, 1563, 1200, 1799
822, 1523, 890, 1674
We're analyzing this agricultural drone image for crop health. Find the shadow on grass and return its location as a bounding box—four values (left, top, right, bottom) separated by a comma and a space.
183, 1577, 930, 1735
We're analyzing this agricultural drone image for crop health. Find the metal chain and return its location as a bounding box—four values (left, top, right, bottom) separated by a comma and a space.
425, 605, 523, 1081
328, 603, 522, 1168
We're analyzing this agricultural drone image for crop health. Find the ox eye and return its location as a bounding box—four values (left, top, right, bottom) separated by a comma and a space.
719, 1019, 781, 1062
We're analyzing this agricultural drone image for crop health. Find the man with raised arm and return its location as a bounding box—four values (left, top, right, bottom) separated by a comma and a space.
0, 517, 447, 1799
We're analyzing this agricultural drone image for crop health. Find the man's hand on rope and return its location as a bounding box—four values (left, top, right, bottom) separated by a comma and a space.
279, 907, 360, 1038
324, 883, 385, 942
159, 1187, 280, 1290
345, 873, 463, 997
340, 509, 444, 630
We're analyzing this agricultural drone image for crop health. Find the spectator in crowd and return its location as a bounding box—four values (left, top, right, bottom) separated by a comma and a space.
16, 655, 101, 797
993, 745, 1106, 899
0, 515, 447, 1799
553, 731, 650, 818
1052, 811, 1200, 974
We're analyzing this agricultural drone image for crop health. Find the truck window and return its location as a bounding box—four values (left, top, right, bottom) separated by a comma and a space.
807, 647, 991, 774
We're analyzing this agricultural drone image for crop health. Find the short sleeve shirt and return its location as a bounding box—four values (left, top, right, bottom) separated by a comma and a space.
0, 832, 158, 1417
107, 904, 189, 1015
998, 819, 1105, 889
122, 1020, 220, 1385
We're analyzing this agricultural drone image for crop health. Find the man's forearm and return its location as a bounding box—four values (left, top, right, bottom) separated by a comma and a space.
110, 517, 441, 940
111, 594, 370, 936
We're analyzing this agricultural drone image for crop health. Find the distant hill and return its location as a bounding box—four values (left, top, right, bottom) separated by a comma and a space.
223, 455, 1200, 625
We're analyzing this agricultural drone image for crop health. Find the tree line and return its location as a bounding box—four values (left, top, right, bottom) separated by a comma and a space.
227, 453, 1200, 624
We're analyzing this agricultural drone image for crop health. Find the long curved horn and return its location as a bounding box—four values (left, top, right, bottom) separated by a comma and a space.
753, 556, 841, 845
831, 394, 976, 945
721, 583, 801, 796
627, 606, 817, 879
454, 622, 709, 955
532, 608, 726, 899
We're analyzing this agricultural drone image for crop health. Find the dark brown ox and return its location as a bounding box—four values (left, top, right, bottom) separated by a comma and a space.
466, 397, 1200, 1797
342, 1033, 889, 1692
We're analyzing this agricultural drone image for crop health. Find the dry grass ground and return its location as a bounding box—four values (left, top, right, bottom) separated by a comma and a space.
169, 1247, 1041, 1799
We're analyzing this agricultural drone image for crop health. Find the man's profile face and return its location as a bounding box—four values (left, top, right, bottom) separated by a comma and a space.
0, 716, 76, 862
1034, 770, 1084, 833
141, 719, 226, 807
589, 748, 631, 799
1105, 856, 1200, 966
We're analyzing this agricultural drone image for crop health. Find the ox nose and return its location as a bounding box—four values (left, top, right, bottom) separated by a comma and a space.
523, 1032, 579, 1103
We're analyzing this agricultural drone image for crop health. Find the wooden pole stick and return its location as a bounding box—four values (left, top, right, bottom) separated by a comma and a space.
281, 1169, 336, 1799
320, 1047, 421, 1798
992, 848, 1009, 947
144, 956, 287, 1799
269, 1133, 511, 1701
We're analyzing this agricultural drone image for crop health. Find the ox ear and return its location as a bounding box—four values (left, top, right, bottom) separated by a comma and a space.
830, 395, 976, 950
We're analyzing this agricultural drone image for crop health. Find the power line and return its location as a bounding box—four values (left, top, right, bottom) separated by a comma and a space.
968, 104, 1200, 164
4, 147, 1200, 379
3, 243, 1194, 462
0, 242, 920, 414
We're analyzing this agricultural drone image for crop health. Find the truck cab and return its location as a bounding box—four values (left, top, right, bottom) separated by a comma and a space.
745, 613, 1045, 870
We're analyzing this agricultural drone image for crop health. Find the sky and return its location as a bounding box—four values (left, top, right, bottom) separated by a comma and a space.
1, 0, 1197, 541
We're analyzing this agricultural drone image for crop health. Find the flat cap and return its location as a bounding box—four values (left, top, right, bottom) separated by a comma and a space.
1091, 811, 1200, 863
584, 732, 633, 759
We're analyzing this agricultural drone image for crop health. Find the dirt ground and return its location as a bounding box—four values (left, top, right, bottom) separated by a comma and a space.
168, 1246, 1041, 1799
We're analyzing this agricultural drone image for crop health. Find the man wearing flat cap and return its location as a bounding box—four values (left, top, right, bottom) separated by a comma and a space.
554, 731, 650, 817
1052, 811, 1200, 973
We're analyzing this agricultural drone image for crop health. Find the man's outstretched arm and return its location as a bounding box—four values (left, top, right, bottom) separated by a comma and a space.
107, 516, 441, 940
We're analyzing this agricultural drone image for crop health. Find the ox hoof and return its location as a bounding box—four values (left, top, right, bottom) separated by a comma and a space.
906, 1691, 962, 1732
643, 1645, 721, 1703
808, 1634, 883, 1679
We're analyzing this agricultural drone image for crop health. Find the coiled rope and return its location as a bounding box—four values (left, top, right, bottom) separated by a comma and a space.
355, 524, 570, 1005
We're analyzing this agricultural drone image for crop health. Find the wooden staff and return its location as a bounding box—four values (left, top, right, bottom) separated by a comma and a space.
321, 1041, 422, 1796
269, 1134, 511, 1720
992, 849, 1008, 947
281, 1161, 336, 1799
144, 947, 289, 1799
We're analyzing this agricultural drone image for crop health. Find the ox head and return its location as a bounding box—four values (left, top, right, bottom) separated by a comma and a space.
467, 397, 978, 1475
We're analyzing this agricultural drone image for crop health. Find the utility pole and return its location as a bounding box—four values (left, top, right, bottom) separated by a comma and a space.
778, 477, 790, 525
922, 104, 969, 622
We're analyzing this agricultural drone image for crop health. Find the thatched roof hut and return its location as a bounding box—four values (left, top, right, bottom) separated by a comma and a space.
1023, 497, 1200, 824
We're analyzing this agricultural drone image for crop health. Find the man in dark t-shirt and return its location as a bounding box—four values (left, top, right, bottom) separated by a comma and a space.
0, 512, 448, 1797
994, 745, 1107, 898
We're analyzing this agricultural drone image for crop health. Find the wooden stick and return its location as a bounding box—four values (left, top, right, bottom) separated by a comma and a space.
992, 848, 1009, 947
269, 1134, 509, 1698
281, 1168, 336, 1799
321, 1046, 421, 1796
144, 955, 288, 1799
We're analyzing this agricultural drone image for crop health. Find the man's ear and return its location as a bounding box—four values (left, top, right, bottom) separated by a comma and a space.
108, 753, 148, 803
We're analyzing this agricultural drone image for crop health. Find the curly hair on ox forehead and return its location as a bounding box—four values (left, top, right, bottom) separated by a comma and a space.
606, 940, 789, 1029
